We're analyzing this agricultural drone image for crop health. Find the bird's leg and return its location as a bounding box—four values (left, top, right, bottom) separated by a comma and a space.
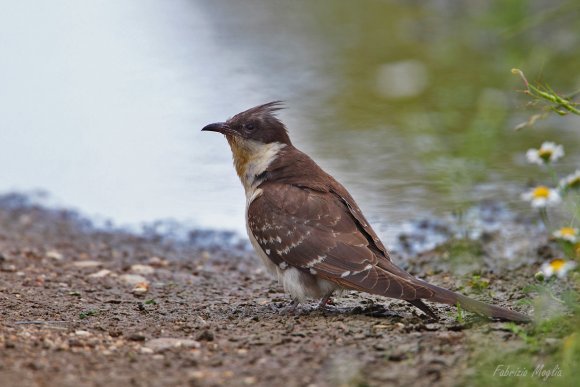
288, 298, 300, 313
317, 291, 334, 310
276, 298, 301, 315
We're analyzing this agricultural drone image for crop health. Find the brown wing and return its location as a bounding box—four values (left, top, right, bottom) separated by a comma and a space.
264, 146, 393, 262
248, 182, 435, 301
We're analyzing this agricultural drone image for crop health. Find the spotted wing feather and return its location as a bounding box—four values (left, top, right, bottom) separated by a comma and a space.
248, 182, 435, 301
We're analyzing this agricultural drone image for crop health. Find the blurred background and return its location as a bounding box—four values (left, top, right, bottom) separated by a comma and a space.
1, 0, 579, 242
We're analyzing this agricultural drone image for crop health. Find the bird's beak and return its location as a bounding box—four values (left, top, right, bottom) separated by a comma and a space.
201, 122, 229, 134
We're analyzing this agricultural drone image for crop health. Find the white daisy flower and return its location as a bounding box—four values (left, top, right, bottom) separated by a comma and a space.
526, 142, 564, 165
521, 185, 561, 208
553, 227, 578, 243
540, 258, 577, 279
559, 169, 580, 191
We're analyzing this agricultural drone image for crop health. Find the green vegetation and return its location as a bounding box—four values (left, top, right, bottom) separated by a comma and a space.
467, 69, 580, 386
467, 274, 491, 294
469, 287, 579, 386
512, 68, 580, 131
79, 310, 99, 319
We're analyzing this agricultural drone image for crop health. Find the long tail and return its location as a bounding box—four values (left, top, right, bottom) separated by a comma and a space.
413, 280, 531, 322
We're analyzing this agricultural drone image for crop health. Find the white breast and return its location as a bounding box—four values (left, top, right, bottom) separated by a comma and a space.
236, 140, 340, 302
239, 141, 285, 275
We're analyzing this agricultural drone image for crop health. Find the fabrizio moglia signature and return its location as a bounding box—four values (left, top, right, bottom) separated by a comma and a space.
493, 364, 563, 381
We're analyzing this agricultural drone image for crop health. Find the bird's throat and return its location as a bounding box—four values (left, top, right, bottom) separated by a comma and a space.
226, 136, 286, 195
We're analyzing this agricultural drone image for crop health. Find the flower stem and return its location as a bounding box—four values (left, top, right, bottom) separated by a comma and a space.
539, 208, 551, 230
546, 165, 559, 187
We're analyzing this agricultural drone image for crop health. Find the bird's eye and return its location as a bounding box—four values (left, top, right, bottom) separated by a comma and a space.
245, 123, 255, 131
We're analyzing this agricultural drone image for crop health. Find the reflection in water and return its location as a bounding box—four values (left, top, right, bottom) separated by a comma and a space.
1, 0, 579, 244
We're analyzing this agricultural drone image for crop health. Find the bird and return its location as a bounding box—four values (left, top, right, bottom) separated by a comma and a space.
201, 101, 530, 322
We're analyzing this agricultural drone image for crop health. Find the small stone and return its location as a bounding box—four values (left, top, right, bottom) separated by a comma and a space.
544, 338, 561, 346
145, 338, 201, 352
424, 323, 441, 331
197, 330, 214, 342
119, 274, 147, 286
132, 282, 149, 295
46, 250, 63, 260
127, 333, 147, 342
189, 370, 205, 380
88, 269, 111, 278
148, 256, 168, 267
68, 338, 83, 347
140, 347, 154, 354
243, 376, 257, 385
130, 264, 155, 275
75, 330, 91, 337
388, 352, 407, 361
42, 338, 55, 349
1, 264, 17, 272
72, 261, 103, 268
109, 330, 122, 338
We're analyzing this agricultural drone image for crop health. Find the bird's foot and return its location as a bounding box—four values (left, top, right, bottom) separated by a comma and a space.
315, 291, 336, 312
276, 299, 309, 316
316, 297, 335, 310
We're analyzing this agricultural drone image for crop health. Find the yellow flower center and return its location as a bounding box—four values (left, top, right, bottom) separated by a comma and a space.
559, 227, 577, 237
532, 186, 550, 199
538, 149, 553, 161
549, 258, 565, 271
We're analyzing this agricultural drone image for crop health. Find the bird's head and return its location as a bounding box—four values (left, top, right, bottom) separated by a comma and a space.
202, 101, 292, 182
202, 101, 291, 146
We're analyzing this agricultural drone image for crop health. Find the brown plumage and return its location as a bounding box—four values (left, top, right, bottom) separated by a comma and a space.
202, 102, 530, 322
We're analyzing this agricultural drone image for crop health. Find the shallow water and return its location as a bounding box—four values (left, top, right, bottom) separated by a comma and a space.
1, 0, 579, 244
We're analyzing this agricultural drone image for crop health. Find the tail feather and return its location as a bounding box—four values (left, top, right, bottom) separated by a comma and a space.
416, 281, 531, 322
407, 299, 439, 320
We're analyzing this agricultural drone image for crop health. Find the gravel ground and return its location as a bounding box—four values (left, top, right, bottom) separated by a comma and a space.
0, 194, 538, 387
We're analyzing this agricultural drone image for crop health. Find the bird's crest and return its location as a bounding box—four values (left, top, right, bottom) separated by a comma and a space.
229, 101, 285, 124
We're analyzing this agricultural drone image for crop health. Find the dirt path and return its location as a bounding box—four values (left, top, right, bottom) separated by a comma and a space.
0, 194, 535, 386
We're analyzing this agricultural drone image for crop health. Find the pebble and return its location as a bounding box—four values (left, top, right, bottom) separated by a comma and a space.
127, 333, 147, 342
424, 323, 441, 331
132, 282, 149, 295
148, 256, 168, 267
88, 269, 111, 278
119, 274, 148, 286
46, 250, 63, 260
72, 261, 103, 268
75, 330, 91, 337
140, 347, 154, 354
144, 338, 201, 352
0, 264, 17, 272
196, 330, 214, 342
130, 264, 155, 275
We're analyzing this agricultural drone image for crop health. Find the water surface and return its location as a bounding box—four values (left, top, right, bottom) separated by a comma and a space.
1, 0, 579, 245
